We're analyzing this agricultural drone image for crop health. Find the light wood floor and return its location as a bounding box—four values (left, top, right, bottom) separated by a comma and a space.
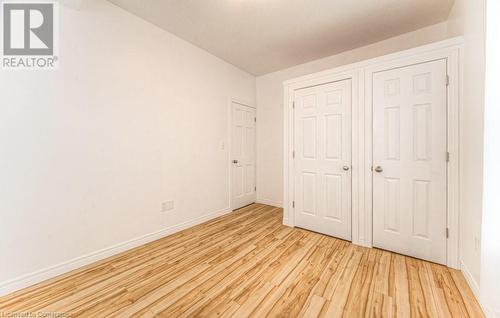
0, 204, 483, 317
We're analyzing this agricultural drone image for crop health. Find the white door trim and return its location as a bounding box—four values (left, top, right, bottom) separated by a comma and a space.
229, 98, 257, 210
283, 37, 463, 269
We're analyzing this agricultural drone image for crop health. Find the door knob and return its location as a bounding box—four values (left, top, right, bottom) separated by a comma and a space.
233, 160, 239, 164
343, 166, 350, 171
374, 166, 383, 173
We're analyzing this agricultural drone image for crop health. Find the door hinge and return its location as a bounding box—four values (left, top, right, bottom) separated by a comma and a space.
446, 228, 450, 239
254, 186, 257, 191
292, 150, 295, 158
292, 101, 295, 109
446, 151, 450, 162
292, 201, 295, 208
254, 117, 257, 123
446, 75, 450, 86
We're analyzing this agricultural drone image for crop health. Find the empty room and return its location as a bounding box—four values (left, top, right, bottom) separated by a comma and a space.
1, 0, 499, 317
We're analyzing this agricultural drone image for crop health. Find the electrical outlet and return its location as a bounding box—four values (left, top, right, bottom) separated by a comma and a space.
161, 200, 174, 212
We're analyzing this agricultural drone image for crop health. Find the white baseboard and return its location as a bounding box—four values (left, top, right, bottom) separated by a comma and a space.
483, 307, 500, 318
352, 238, 372, 249
256, 198, 283, 208
282, 218, 293, 227
459, 260, 500, 317
460, 260, 480, 299
0, 206, 232, 297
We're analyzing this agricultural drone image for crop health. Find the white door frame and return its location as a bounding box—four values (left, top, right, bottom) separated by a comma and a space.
229, 98, 257, 210
283, 37, 463, 269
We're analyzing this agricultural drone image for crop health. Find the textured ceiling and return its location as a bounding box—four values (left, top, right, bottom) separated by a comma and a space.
109, 0, 454, 75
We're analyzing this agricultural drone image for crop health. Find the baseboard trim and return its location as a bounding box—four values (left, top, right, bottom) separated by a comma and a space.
256, 198, 283, 208
353, 238, 372, 249
460, 260, 480, 299
483, 307, 500, 318
459, 260, 499, 317
282, 218, 292, 227
0, 206, 232, 297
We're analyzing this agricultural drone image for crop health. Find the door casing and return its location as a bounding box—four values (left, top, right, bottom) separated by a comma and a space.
283, 37, 463, 269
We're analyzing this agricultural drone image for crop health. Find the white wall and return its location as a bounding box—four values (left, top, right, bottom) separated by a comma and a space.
0, 0, 255, 294
480, 0, 500, 316
256, 22, 451, 207
447, 0, 486, 293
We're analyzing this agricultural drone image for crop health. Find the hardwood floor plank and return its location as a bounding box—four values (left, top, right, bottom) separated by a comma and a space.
300, 295, 326, 318
405, 256, 434, 317
366, 291, 393, 318
259, 237, 335, 317
320, 248, 364, 316
0, 204, 483, 318
184, 229, 302, 317
391, 254, 411, 317
342, 247, 379, 317
425, 262, 454, 318
430, 263, 475, 318
449, 269, 484, 318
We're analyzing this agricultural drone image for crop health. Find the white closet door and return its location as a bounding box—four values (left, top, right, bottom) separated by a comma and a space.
372, 59, 448, 264
294, 79, 352, 240
231, 102, 256, 210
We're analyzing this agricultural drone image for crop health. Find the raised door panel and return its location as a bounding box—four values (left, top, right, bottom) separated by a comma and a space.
383, 177, 401, 234
302, 173, 317, 215
384, 107, 401, 160
325, 115, 342, 160
325, 174, 342, 221
302, 117, 317, 159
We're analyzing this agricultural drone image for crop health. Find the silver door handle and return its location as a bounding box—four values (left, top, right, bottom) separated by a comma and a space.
233, 160, 238, 164
374, 166, 383, 173
343, 166, 350, 171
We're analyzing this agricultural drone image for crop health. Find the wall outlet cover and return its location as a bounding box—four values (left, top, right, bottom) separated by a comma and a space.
161, 201, 174, 212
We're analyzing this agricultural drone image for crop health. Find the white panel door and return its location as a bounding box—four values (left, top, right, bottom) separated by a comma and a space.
231, 102, 256, 210
373, 59, 448, 264
294, 80, 352, 240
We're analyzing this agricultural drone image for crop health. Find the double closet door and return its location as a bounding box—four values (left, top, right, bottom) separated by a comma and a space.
293, 59, 448, 265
